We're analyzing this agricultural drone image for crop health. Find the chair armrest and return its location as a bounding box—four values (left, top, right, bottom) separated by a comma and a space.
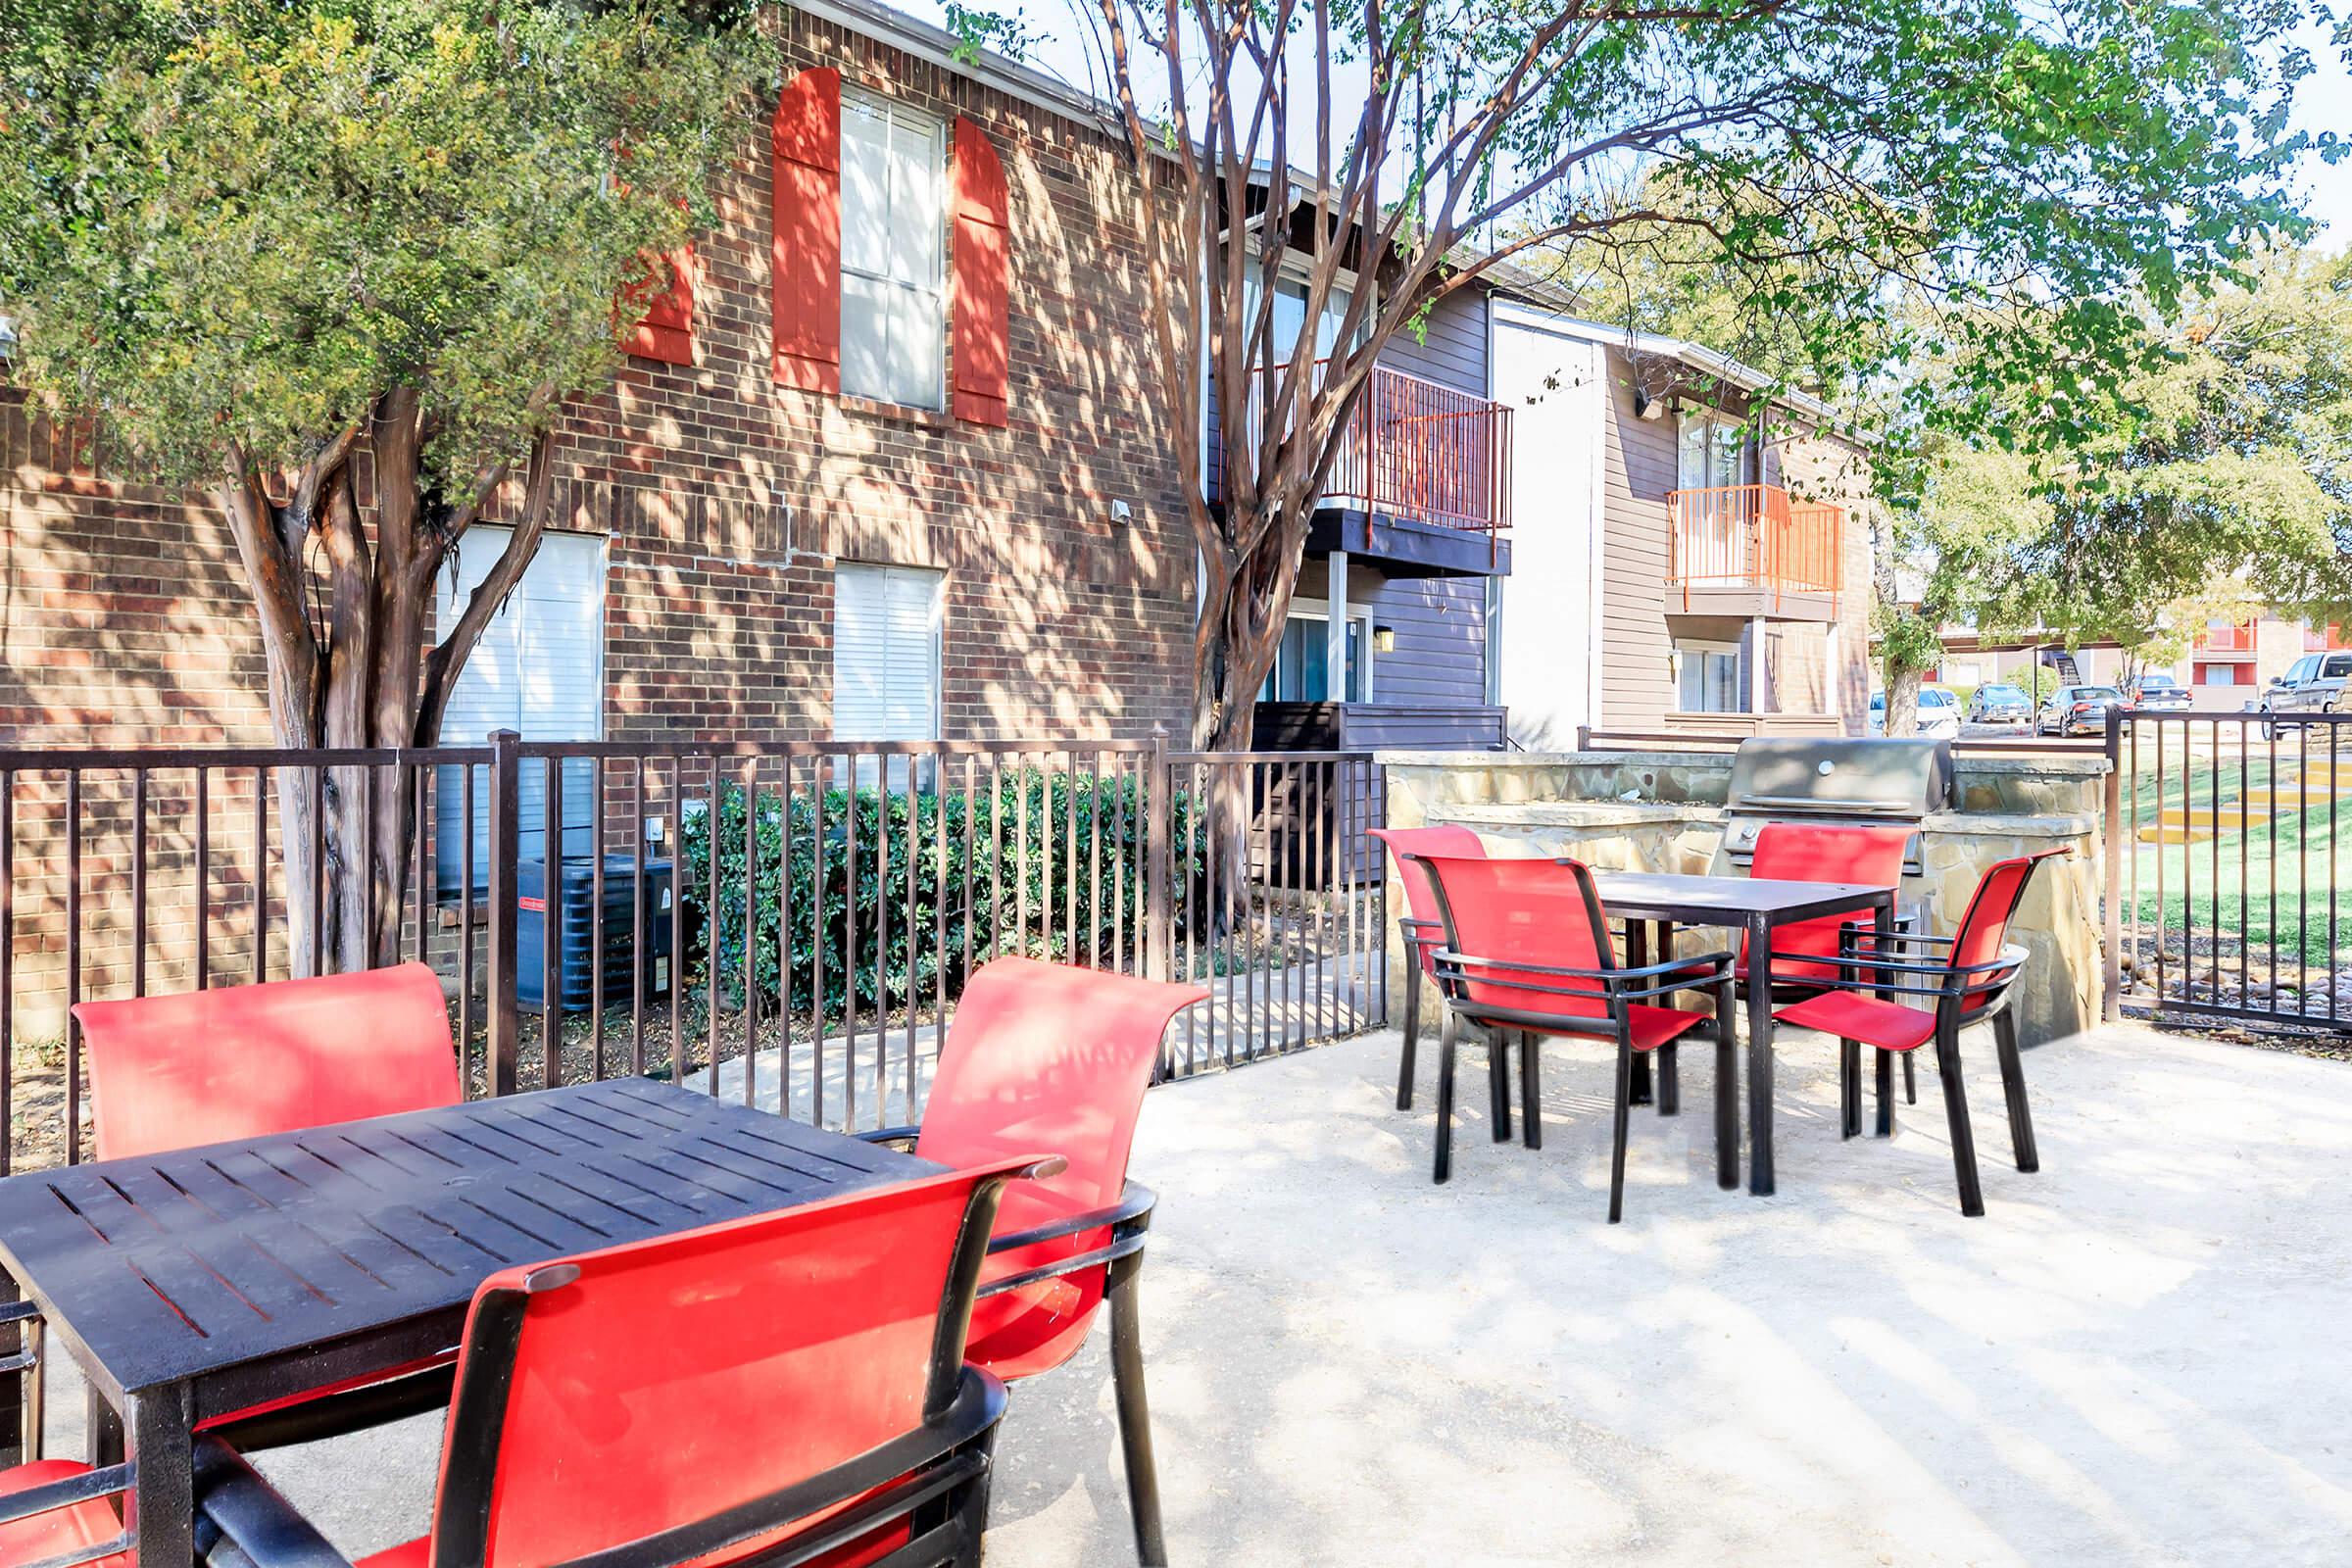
985, 1182, 1156, 1255
196, 1437, 358, 1568
0, 1459, 129, 1531
1433, 948, 1732, 985
856, 1126, 922, 1152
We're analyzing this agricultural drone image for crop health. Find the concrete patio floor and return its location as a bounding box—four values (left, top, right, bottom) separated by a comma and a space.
43, 1019, 2352, 1565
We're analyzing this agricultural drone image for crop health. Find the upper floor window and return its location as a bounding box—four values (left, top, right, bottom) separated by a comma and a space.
1677, 410, 1753, 492
840, 94, 945, 408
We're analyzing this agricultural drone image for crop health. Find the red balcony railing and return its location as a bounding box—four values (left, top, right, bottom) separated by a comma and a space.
1244, 362, 1512, 533
2306, 622, 2350, 652
2196, 620, 2255, 653
1664, 484, 1843, 613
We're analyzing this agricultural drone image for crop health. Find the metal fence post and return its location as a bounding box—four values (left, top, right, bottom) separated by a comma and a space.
486, 729, 521, 1098
1147, 723, 1172, 983
2101, 706, 2124, 1023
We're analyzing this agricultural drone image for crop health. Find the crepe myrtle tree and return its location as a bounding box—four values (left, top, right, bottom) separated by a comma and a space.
946, 0, 2323, 752
0, 0, 772, 971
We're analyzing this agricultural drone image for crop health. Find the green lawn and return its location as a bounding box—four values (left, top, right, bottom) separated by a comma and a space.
2117, 750, 2352, 971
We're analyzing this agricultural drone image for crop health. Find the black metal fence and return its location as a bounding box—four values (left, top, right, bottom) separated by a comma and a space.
2107, 710, 2350, 1035
0, 734, 1389, 1171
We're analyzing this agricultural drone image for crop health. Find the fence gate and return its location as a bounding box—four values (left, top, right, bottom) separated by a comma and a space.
2110, 710, 2351, 1034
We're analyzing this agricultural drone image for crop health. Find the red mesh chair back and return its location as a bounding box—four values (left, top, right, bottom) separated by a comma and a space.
1947, 848, 2069, 1002
73, 963, 459, 1160
428, 1156, 1045, 1568
1405, 854, 1614, 1027
1369, 825, 1486, 975
1748, 823, 1914, 982
917, 957, 1206, 1379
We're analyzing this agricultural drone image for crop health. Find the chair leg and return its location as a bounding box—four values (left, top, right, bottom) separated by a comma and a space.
1903, 1050, 1917, 1103
1992, 1010, 2039, 1173
1934, 1014, 1984, 1217
1657, 1042, 1680, 1117
1839, 1039, 1861, 1139
1713, 980, 1739, 1191
1520, 1030, 1543, 1150
1434, 1011, 1459, 1184
948, 1423, 1000, 1567
1397, 961, 1421, 1110
1489, 1029, 1513, 1144
1875, 1049, 1894, 1137
1608, 1033, 1635, 1224
1106, 1252, 1168, 1567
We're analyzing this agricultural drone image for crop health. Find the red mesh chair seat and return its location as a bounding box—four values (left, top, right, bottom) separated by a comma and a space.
888, 957, 1204, 1565
0, 1461, 129, 1568
1368, 825, 1488, 1111
194, 1158, 1052, 1568
1399, 852, 1741, 1220
1772, 990, 1938, 1053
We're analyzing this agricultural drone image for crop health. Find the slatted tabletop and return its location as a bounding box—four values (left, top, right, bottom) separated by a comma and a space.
1587, 872, 1893, 924
0, 1078, 927, 1401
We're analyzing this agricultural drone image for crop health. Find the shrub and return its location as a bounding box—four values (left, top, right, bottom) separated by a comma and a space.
676, 766, 1207, 1016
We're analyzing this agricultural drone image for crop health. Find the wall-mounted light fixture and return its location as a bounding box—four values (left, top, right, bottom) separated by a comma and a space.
1373, 624, 1396, 654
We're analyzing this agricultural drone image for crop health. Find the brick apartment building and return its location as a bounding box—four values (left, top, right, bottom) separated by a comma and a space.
2, 0, 1200, 762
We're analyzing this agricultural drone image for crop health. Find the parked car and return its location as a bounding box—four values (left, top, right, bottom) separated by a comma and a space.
2036, 684, 2123, 736
2259, 650, 2352, 736
2122, 672, 2191, 712
1967, 682, 2034, 725
1867, 686, 1961, 739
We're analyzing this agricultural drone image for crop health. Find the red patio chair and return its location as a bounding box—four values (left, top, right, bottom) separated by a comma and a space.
1368, 824, 1487, 1110
62, 965, 465, 1455
862, 957, 1205, 1566
178, 1155, 1058, 1568
1400, 853, 1740, 1221
74, 962, 461, 1161
1771, 848, 2068, 1216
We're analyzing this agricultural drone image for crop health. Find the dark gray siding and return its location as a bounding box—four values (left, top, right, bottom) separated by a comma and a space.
1362, 573, 1489, 707
1378, 287, 1490, 397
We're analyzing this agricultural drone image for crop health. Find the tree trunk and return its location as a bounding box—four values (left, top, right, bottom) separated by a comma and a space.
1883, 662, 1923, 738
216, 394, 552, 979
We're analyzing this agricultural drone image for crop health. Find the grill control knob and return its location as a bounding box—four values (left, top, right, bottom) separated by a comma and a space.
1816, 760, 1835, 775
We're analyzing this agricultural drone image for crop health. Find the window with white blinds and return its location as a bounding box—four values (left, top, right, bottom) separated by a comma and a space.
432, 529, 606, 891
832, 564, 943, 743
839, 93, 946, 408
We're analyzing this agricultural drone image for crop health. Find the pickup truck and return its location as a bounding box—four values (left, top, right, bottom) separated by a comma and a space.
2259, 650, 2352, 736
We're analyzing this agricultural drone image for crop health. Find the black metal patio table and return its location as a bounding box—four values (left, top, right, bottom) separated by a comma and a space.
0, 1077, 929, 1566
1586, 870, 1897, 1199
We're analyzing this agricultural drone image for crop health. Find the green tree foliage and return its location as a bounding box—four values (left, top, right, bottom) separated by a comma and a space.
1057, 0, 2324, 750
0, 0, 772, 969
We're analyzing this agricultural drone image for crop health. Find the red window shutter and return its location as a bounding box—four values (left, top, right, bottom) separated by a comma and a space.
951, 118, 1009, 427
622, 243, 698, 365
771, 67, 842, 392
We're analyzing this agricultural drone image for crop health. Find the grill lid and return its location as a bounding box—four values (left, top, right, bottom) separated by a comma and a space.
1725, 737, 1955, 816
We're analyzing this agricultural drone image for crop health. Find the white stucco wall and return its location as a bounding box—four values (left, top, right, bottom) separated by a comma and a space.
1491, 303, 1605, 749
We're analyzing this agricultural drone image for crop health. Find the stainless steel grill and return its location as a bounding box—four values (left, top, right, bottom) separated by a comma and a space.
1722, 737, 1955, 875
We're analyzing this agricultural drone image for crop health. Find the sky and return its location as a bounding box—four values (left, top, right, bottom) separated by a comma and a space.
902, 1, 2352, 250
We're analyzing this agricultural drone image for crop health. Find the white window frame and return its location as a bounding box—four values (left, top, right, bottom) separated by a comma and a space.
1262, 599, 1375, 703
1673, 637, 1745, 713
839, 90, 947, 409
1675, 407, 1758, 491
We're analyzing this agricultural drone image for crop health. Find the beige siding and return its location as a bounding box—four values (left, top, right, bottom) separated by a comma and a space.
1594, 345, 1875, 732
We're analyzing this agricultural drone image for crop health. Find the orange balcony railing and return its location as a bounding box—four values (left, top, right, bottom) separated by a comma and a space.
2195, 620, 2255, 653
1243, 362, 1512, 533
1664, 484, 1843, 613
2306, 622, 2351, 652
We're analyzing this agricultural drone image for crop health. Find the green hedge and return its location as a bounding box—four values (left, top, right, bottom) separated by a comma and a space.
677, 768, 1207, 1016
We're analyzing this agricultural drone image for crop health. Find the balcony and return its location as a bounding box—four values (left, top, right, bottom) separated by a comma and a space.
2195, 620, 2256, 657
1233, 362, 1513, 576
1665, 484, 1843, 618
2305, 622, 2350, 652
